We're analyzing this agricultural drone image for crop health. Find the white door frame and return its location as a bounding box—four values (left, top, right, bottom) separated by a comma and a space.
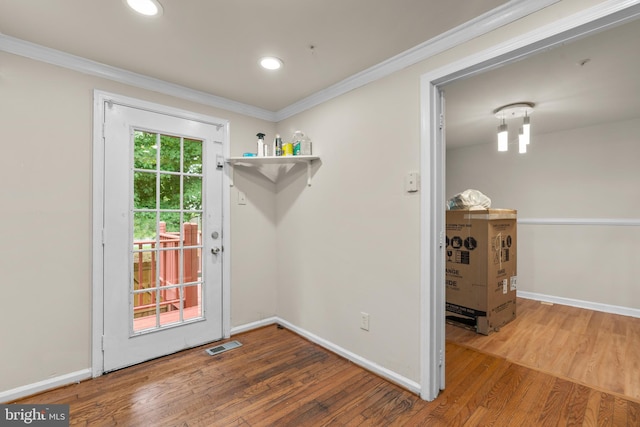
92, 90, 231, 377
419, 0, 640, 401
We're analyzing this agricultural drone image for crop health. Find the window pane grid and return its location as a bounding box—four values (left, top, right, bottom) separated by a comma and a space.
131, 131, 204, 334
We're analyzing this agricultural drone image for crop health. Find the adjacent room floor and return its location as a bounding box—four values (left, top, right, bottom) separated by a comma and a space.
446, 297, 640, 402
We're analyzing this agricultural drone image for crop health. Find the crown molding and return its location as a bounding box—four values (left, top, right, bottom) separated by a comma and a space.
274, 0, 560, 121
283, 0, 640, 122
0, 0, 559, 123
0, 34, 277, 122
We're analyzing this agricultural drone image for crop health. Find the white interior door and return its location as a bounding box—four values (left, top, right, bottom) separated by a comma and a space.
102, 102, 224, 372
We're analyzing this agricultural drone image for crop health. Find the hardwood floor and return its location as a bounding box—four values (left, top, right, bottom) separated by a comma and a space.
447, 297, 640, 402
13, 321, 640, 426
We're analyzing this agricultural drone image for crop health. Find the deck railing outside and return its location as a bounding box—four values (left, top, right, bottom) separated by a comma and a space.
132, 222, 201, 318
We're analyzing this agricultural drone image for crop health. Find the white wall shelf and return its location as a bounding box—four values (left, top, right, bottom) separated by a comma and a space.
226, 155, 320, 186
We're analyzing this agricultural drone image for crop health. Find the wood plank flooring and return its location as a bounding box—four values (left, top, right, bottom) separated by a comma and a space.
447, 297, 640, 402
13, 322, 640, 426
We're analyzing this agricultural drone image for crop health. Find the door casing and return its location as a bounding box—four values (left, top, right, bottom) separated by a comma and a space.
92, 90, 231, 377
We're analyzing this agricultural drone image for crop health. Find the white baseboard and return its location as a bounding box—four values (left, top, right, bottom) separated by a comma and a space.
232, 317, 421, 396
0, 369, 92, 403
230, 316, 279, 335
517, 291, 640, 319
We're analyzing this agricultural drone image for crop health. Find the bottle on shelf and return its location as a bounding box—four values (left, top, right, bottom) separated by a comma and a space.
292, 130, 312, 155
273, 134, 283, 156
283, 141, 293, 156
256, 133, 267, 157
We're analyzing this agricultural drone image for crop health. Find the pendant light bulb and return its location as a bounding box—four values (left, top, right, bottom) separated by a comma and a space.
523, 114, 531, 145
497, 121, 508, 152
518, 127, 527, 154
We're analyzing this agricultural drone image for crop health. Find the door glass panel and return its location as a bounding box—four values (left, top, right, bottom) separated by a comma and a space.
160, 135, 181, 172
131, 131, 205, 334
133, 131, 157, 170
132, 250, 156, 292
134, 172, 156, 209
134, 212, 157, 241
159, 212, 181, 236
183, 284, 202, 321
183, 139, 202, 174
159, 285, 181, 327
183, 176, 202, 211
159, 174, 181, 209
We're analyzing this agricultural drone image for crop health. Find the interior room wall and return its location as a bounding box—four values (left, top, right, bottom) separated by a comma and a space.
0, 52, 278, 393
275, 72, 422, 381
446, 118, 640, 310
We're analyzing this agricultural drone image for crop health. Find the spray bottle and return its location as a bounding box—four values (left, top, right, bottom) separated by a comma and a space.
256, 133, 266, 157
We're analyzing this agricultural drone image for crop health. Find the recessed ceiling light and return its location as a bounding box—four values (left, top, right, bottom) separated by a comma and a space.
125, 0, 163, 16
260, 57, 283, 70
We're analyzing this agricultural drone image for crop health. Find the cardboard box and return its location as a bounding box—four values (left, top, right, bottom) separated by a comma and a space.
445, 209, 517, 335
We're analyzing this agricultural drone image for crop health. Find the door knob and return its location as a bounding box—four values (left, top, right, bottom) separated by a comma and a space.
211, 247, 221, 255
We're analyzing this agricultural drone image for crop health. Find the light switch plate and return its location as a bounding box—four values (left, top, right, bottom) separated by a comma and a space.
405, 172, 419, 193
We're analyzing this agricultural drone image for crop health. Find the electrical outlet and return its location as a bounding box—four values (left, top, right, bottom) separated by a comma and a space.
360, 312, 370, 331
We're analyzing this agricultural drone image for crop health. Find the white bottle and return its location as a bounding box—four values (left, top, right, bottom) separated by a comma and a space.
256, 133, 266, 157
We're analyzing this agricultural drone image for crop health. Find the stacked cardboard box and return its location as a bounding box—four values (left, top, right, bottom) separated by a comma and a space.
445, 209, 517, 335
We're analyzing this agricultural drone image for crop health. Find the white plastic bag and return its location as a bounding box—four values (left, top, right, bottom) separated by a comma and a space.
447, 189, 491, 210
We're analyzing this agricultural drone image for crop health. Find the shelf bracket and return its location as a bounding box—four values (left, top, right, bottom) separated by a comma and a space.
229, 163, 234, 186
306, 160, 312, 187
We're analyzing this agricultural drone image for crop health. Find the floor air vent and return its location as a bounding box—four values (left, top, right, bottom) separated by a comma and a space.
205, 340, 242, 356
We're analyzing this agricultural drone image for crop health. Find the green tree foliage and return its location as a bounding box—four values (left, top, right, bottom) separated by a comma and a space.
133, 132, 203, 240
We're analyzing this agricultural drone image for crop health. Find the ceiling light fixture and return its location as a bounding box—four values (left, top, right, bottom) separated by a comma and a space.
493, 102, 535, 153
260, 57, 283, 70
125, 0, 163, 16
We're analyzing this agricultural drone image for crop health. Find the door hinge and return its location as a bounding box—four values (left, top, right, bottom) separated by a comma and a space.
101, 335, 105, 352
439, 349, 444, 367
102, 229, 106, 245
439, 231, 445, 248
439, 114, 445, 130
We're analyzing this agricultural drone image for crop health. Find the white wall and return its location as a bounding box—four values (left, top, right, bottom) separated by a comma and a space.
446, 118, 640, 309
0, 52, 278, 393
275, 72, 422, 381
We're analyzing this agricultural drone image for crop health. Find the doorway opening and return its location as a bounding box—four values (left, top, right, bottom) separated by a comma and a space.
420, 2, 640, 401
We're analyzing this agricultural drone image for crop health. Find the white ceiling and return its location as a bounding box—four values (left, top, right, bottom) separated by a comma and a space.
443, 15, 640, 150
0, 0, 505, 112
